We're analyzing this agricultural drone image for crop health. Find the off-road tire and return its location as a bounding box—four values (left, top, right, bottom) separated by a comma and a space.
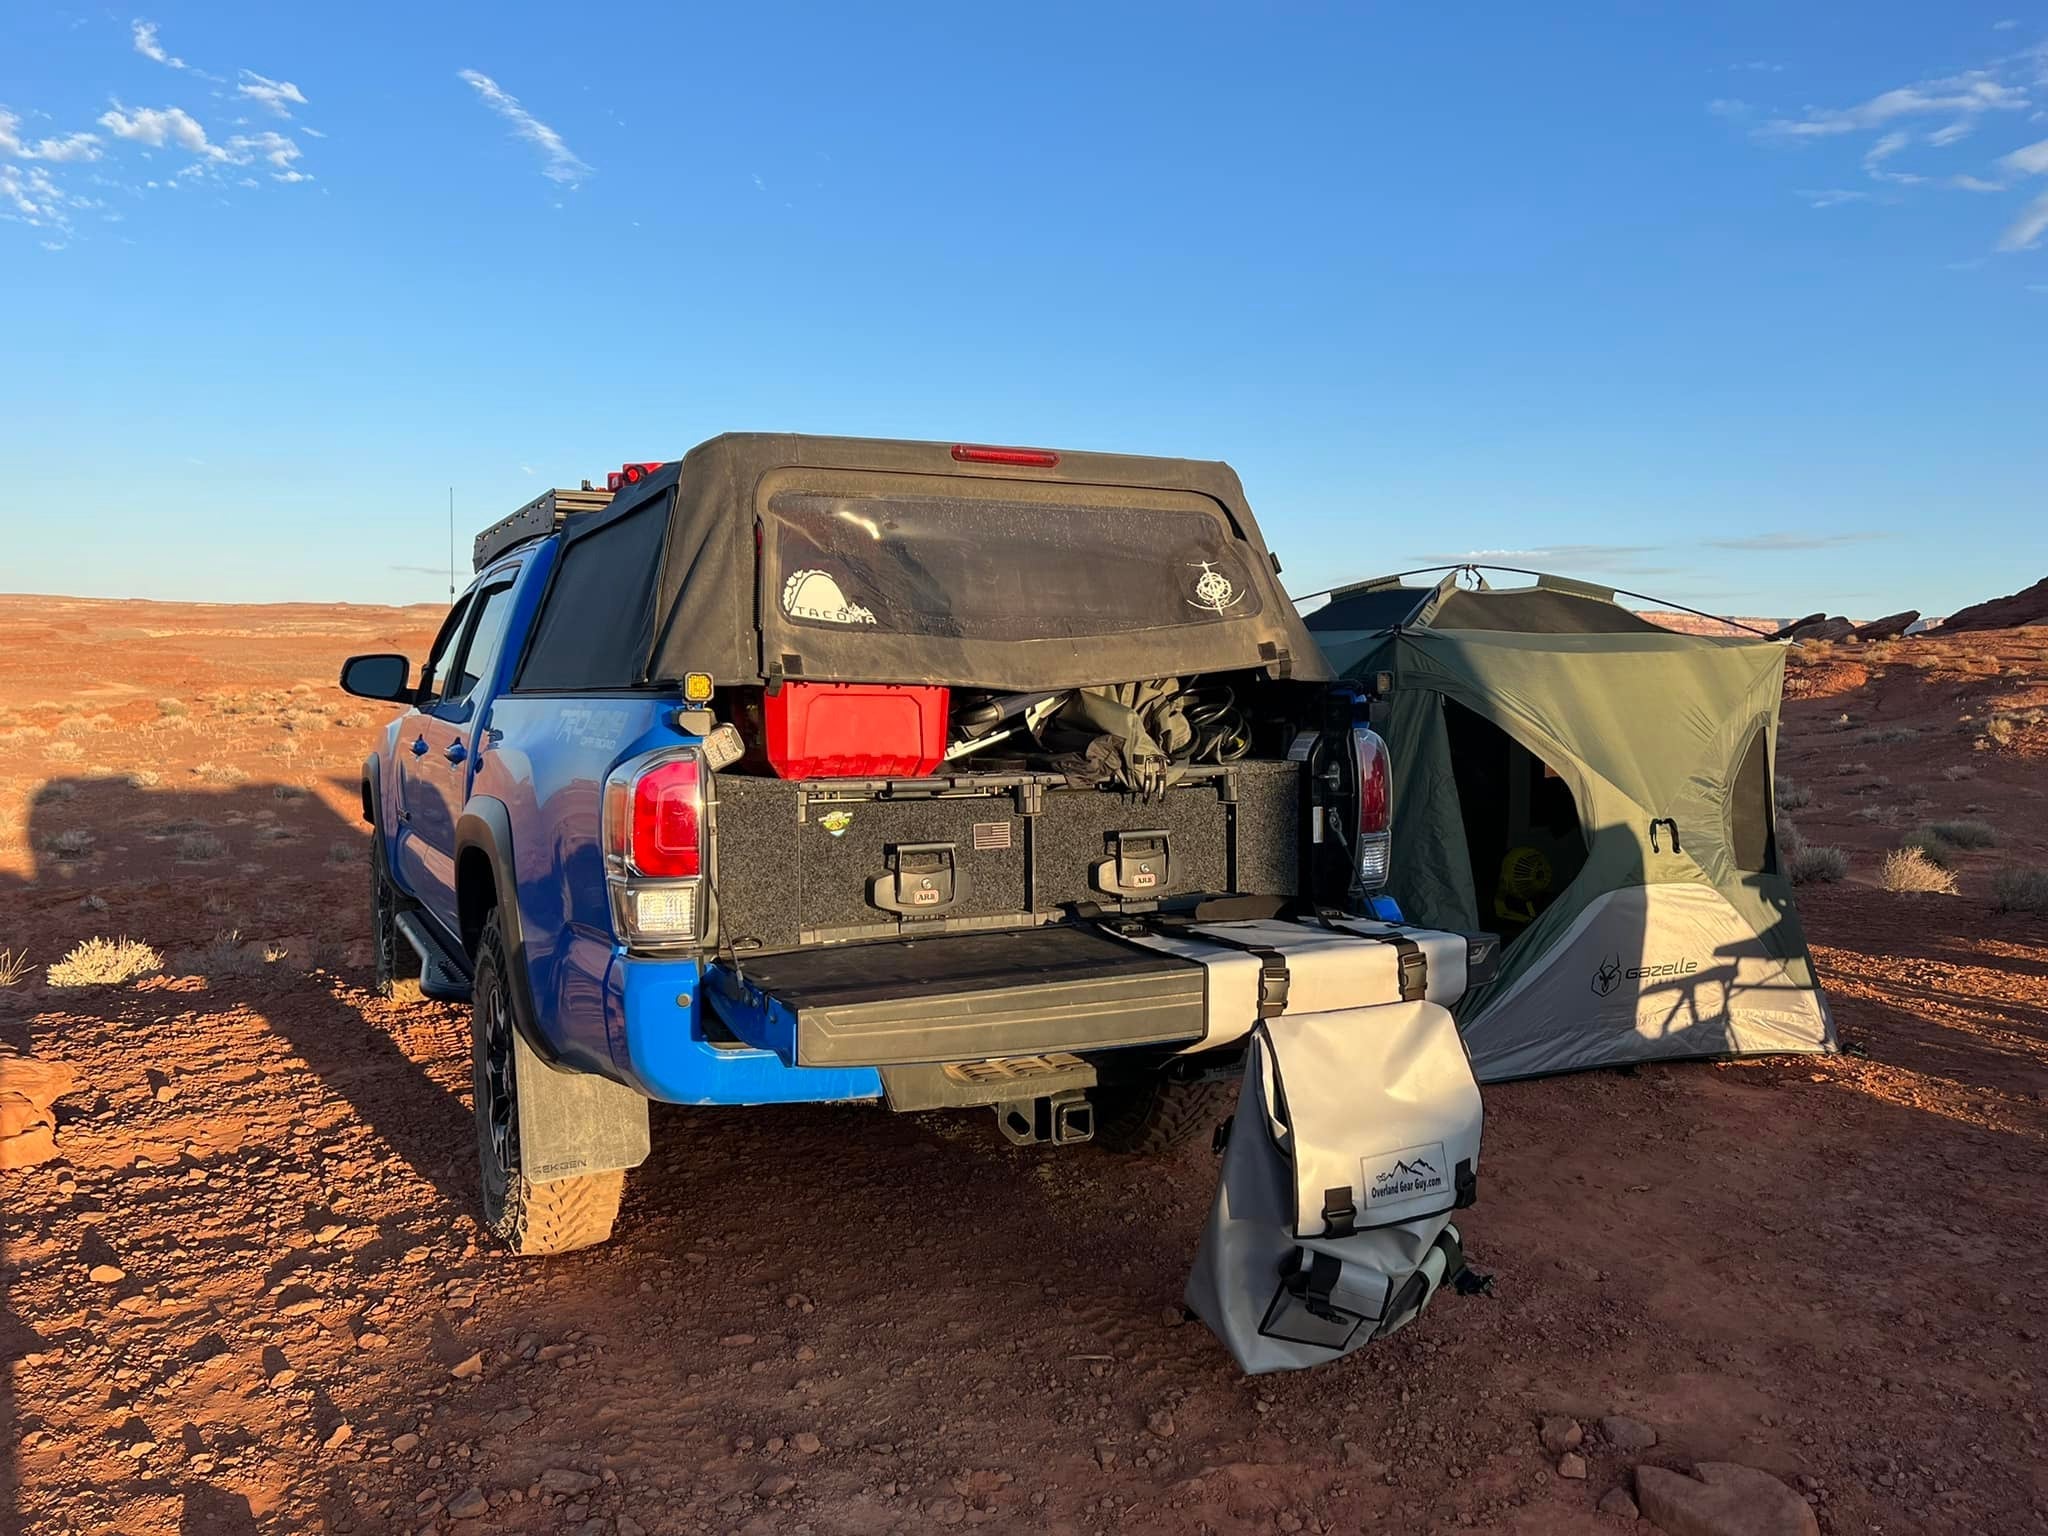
1092, 1074, 1238, 1156
471, 910, 624, 1255
370, 835, 424, 1004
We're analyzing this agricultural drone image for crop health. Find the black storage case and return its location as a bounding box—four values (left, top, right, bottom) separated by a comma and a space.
710, 759, 1301, 954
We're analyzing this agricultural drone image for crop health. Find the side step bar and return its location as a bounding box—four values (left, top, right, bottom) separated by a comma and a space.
393, 912, 473, 1003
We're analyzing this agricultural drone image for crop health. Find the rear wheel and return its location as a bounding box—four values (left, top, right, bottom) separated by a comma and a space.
1092, 1074, 1238, 1155
370, 836, 423, 1003
471, 909, 624, 1254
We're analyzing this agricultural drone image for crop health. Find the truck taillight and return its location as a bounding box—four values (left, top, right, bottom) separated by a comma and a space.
606, 460, 665, 492
602, 748, 707, 947
1353, 726, 1392, 892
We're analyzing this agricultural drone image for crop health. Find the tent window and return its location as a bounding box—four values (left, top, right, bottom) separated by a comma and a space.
1442, 701, 1588, 941
1730, 727, 1774, 872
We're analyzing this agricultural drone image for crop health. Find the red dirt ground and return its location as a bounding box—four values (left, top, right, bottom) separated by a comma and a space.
1, 597, 2044, 1535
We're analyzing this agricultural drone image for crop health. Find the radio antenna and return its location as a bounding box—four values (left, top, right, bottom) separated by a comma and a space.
448, 486, 455, 600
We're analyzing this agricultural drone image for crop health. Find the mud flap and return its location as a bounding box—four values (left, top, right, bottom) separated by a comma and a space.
512, 1023, 651, 1184
1186, 997, 1482, 1374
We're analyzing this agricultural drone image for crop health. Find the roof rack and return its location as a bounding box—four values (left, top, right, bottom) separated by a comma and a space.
472, 486, 614, 572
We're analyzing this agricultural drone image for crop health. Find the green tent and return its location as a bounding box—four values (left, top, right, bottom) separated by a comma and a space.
1302, 571, 1833, 1083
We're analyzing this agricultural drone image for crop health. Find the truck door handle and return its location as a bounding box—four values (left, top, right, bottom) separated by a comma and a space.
410, 735, 429, 756
444, 742, 467, 765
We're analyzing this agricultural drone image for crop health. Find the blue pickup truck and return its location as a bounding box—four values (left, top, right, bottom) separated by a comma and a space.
341, 435, 1399, 1254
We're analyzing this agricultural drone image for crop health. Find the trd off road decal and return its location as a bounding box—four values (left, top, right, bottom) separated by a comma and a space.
1360, 1141, 1450, 1212
1186, 560, 1244, 614
782, 570, 875, 626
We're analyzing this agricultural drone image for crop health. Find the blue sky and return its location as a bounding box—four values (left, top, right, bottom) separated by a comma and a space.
2, 3, 2044, 618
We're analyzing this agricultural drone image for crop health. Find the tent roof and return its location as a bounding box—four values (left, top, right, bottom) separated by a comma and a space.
1306, 571, 1669, 638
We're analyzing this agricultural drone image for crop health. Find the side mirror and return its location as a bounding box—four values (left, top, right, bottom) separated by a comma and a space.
339, 653, 414, 703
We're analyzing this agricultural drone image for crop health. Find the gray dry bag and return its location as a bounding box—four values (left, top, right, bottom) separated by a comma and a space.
1186, 998, 1482, 1373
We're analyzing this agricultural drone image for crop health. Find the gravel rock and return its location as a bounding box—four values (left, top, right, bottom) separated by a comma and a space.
539, 1467, 599, 1496
1597, 1485, 1640, 1520
449, 1352, 483, 1380
88, 1264, 125, 1284
446, 1487, 487, 1520
1539, 1415, 1584, 1455
1635, 1462, 1819, 1536
793, 1431, 822, 1456
1559, 1451, 1588, 1480
1601, 1414, 1658, 1452
1147, 1409, 1176, 1440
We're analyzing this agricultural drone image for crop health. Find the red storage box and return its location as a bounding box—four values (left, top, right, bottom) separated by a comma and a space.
762, 683, 949, 779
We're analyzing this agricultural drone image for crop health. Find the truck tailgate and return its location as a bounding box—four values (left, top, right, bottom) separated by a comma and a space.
708, 926, 1207, 1066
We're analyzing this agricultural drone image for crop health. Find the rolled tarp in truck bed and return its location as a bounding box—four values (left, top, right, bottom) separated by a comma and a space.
1302, 571, 1833, 1083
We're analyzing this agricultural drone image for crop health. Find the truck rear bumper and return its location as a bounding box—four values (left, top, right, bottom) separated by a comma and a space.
605, 953, 883, 1106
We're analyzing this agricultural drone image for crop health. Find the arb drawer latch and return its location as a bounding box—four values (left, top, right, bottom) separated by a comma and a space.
869, 842, 964, 916
1094, 830, 1170, 900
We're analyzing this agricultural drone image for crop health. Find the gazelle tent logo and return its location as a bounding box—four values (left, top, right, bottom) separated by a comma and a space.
1591, 952, 1623, 997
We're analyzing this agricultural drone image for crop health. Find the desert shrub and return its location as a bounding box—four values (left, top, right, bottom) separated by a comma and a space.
1787, 844, 1848, 885
174, 930, 269, 979
47, 936, 162, 988
273, 784, 307, 800
157, 697, 187, 717
1902, 831, 1952, 866
326, 840, 361, 865
1924, 819, 1997, 850
44, 741, 84, 763
1773, 778, 1812, 811
1875, 726, 1919, 744
176, 832, 227, 863
0, 948, 32, 987
269, 738, 301, 760
1845, 774, 1890, 794
1980, 717, 2017, 748
1835, 760, 1872, 776
78, 893, 108, 913
1851, 804, 1900, 825
335, 712, 370, 729
200, 891, 235, 916
1991, 867, 2048, 915
259, 824, 295, 842
1, 724, 49, 742
1941, 764, 1976, 782
43, 829, 95, 861
192, 761, 248, 786
124, 768, 161, 787
56, 715, 98, 738
1777, 815, 1806, 856
1877, 847, 1958, 895
32, 782, 78, 805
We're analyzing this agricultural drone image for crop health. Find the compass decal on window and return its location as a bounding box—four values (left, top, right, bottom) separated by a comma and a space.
1187, 561, 1244, 614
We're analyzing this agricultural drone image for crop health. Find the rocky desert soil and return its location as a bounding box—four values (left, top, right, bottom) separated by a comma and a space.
1, 595, 2044, 1535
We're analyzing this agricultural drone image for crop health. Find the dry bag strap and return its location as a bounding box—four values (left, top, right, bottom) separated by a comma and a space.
1313, 908, 1427, 1002
1282, 1248, 1349, 1324
1141, 918, 1292, 1019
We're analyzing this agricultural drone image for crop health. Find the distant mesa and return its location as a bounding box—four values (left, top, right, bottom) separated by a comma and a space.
1937, 576, 2048, 635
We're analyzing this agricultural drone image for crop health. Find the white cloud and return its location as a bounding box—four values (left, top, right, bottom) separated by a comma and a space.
131, 20, 186, 70
98, 104, 229, 160
2001, 137, 2048, 175
1950, 174, 2006, 192
457, 70, 590, 186
2000, 188, 2048, 249
225, 129, 309, 181
0, 108, 102, 163
1993, 18, 2019, 30
1927, 120, 1975, 147
237, 71, 307, 118
0, 161, 91, 236
1730, 60, 1784, 74
1799, 187, 1874, 208
1762, 72, 2029, 138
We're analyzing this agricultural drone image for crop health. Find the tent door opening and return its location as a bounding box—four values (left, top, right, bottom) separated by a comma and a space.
1441, 700, 1586, 941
